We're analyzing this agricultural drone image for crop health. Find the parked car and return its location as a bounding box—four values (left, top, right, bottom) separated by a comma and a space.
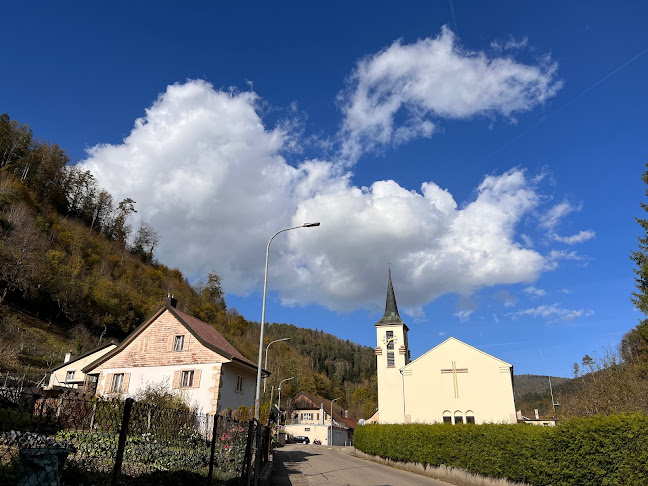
313, 439, 321, 445
293, 435, 310, 444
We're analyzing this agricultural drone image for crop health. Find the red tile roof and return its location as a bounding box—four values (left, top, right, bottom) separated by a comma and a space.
292, 391, 358, 429
82, 304, 261, 373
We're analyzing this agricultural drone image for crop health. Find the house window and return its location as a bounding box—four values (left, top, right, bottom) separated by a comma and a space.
387, 351, 395, 367
111, 373, 124, 393
317, 413, 319, 420
304, 427, 310, 431
173, 335, 185, 351
66, 370, 75, 382
454, 411, 463, 424
466, 411, 475, 424
442, 411, 452, 424
303, 413, 312, 420
236, 375, 243, 392
181, 370, 194, 388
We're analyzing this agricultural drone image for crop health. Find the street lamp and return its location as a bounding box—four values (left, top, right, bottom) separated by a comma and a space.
254, 223, 320, 420
264, 337, 290, 398
277, 376, 294, 444
277, 376, 294, 412
330, 397, 340, 446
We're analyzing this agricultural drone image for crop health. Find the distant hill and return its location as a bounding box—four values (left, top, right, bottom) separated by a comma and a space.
513, 374, 571, 398
513, 374, 572, 417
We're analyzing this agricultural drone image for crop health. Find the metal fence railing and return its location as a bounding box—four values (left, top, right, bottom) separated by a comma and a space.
0, 385, 268, 486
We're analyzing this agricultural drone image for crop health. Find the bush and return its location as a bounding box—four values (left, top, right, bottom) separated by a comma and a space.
354, 414, 648, 486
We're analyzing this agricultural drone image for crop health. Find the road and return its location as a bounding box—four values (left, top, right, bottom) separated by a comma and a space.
272, 444, 453, 486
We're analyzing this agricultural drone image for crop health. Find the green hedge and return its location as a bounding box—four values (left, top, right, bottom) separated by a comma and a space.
354, 414, 648, 485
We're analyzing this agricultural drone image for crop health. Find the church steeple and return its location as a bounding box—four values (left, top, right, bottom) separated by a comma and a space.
376, 266, 407, 327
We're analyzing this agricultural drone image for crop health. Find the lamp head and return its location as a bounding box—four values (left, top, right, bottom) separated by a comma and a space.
303, 222, 320, 227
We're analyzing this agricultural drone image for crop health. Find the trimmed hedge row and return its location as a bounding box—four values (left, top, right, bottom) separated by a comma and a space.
354, 413, 648, 485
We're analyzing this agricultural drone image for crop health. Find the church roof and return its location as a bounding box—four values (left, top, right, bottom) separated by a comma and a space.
375, 267, 408, 329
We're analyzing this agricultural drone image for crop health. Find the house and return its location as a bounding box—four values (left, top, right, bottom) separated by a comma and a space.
82, 297, 265, 414
47, 342, 118, 390
375, 269, 517, 424
283, 391, 357, 446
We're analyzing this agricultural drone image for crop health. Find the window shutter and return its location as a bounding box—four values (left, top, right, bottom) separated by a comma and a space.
105, 373, 113, 393
121, 373, 131, 393
172, 371, 180, 389
193, 369, 201, 388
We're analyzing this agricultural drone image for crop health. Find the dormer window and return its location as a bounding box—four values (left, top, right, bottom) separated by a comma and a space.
173, 335, 185, 351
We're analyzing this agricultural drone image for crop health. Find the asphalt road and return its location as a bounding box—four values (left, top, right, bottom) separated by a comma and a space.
272, 444, 453, 486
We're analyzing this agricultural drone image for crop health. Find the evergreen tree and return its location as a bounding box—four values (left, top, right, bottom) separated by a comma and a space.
630, 163, 648, 350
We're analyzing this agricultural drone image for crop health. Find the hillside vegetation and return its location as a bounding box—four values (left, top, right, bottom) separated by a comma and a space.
0, 113, 377, 419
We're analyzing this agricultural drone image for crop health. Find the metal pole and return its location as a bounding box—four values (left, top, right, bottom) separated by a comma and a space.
330, 397, 340, 446
207, 414, 220, 486
263, 337, 290, 402
254, 224, 319, 420
112, 397, 134, 486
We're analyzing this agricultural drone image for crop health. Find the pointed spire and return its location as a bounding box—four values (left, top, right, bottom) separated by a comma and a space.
376, 266, 404, 326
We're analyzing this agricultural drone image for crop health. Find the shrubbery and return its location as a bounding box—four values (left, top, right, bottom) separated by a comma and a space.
354, 413, 648, 485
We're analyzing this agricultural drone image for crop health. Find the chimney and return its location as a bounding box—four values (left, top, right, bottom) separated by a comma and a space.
64, 351, 74, 363
164, 293, 178, 308
534, 409, 540, 420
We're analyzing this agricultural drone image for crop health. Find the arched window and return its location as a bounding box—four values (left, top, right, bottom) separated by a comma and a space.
454, 411, 463, 424
442, 410, 452, 424
466, 410, 475, 424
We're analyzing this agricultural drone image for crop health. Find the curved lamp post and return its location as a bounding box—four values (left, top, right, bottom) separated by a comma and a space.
277, 376, 294, 412
264, 337, 290, 398
330, 397, 340, 446
254, 223, 320, 420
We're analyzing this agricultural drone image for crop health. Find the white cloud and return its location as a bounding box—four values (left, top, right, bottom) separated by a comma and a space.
505, 35, 529, 50
495, 290, 517, 307
524, 286, 546, 297
512, 304, 594, 322
338, 26, 562, 162
454, 310, 474, 322
553, 230, 596, 245
539, 201, 594, 244
79, 79, 552, 313
540, 201, 579, 230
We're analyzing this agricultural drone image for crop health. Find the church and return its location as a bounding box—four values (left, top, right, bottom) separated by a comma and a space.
374, 269, 517, 425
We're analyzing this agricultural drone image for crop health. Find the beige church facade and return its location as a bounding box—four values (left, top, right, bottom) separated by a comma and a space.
375, 270, 517, 425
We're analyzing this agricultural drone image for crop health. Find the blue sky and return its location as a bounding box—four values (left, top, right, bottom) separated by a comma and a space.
2, 1, 647, 377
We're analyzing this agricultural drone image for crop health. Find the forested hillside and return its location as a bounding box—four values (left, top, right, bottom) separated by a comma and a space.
0, 113, 377, 419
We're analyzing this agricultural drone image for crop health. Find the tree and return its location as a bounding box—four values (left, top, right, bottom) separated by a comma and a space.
630, 163, 648, 356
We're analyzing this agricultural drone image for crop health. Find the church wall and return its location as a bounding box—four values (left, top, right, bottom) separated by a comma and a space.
402, 338, 516, 424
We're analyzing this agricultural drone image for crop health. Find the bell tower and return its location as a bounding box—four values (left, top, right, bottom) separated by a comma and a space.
375, 267, 410, 423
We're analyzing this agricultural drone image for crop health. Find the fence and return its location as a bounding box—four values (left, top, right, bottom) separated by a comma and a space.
0, 386, 269, 485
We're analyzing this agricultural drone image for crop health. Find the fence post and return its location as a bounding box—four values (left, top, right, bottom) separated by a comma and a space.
112, 397, 134, 486
253, 420, 262, 486
242, 419, 255, 486
206, 414, 219, 486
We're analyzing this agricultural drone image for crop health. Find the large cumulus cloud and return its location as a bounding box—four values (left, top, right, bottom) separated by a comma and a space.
79, 29, 575, 316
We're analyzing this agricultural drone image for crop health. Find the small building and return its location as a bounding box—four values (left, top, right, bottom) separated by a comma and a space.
47, 343, 118, 390
283, 391, 357, 446
83, 297, 266, 414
